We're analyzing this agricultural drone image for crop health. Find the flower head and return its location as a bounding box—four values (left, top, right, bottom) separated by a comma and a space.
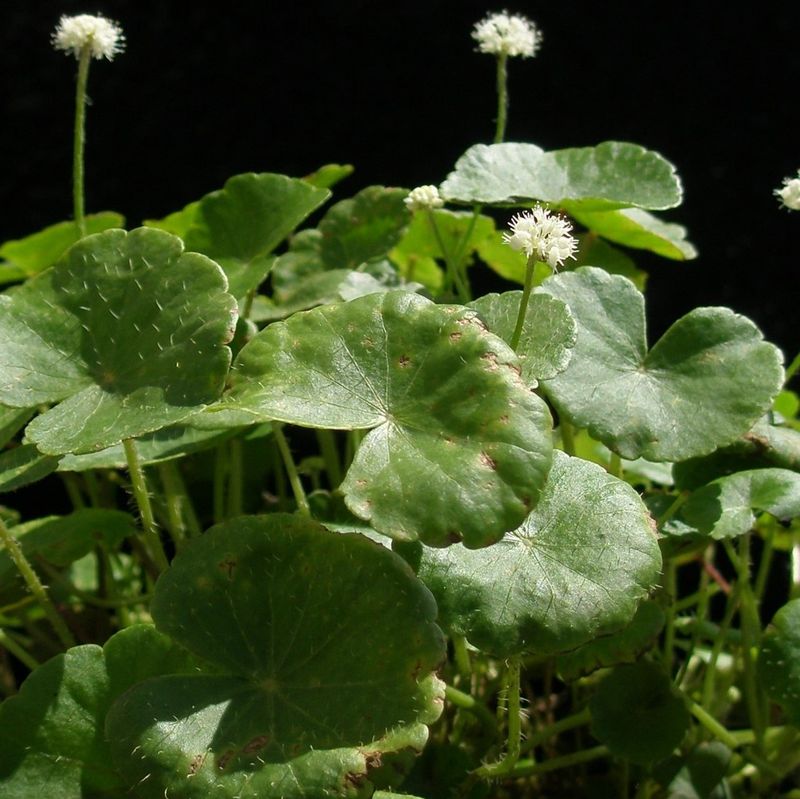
503, 205, 577, 269
472, 11, 542, 58
404, 185, 445, 212
52, 14, 125, 61
775, 170, 800, 211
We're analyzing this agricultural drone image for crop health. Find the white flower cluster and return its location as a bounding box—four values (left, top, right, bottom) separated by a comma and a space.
503, 205, 577, 269
404, 185, 445, 212
775, 170, 800, 211
472, 11, 541, 59
52, 14, 125, 61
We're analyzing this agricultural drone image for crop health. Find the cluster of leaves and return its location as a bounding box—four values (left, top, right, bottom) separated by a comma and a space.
0, 138, 798, 798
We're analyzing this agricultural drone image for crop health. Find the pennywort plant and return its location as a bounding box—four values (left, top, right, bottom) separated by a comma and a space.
0, 9, 798, 799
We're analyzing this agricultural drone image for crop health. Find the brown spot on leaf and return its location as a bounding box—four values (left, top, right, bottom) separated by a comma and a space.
398, 355, 411, 367
480, 452, 498, 470
242, 735, 271, 755
362, 337, 375, 348
364, 751, 383, 770
449, 331, 462, 342
216, 750, 235, 771
218, 556, 237, 580
447, 531, 463, 544
187, 752, 206, 777
345, 772, 367, 788
355, 479, 367, 488
499, 414, 510, 424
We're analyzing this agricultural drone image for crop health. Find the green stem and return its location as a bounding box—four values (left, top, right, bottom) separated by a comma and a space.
445, 684, 497, 737
510, 257, 536, 351
452, 635, 472, 682
475, 656, 522, 778
273, 425, 310, 517
427, 209, 470, 302
228, 437, 244, 518
687, 698, 741, 750
157, 464, 188, 552
701, 586, 739, 710
158, 461, 202, 539
608, 452, 623, 479
784, 350, 800, 383
494, 53, 509, 143
560, 419, 576, 455
506, 745, 610, 778
521, 706, 591, 753
656, 491, 689, 527
0, 628, 40, 671
0, 517, 76, 649
662, 557, 678, 669
122, 439, 169, 573
60, 473, 86, 510
754, 525, 775, 602
315, 429, 343, 488
72, 46, 92, 236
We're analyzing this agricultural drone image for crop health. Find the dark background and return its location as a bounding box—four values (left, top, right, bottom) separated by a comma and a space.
2, 1, 798, 358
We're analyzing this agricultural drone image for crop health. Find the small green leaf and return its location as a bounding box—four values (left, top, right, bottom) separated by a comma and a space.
0, 227, 237, 455
414, 452, 661, 656
0, 510, 135, 603
468, 291, 577, 386
539, 267, 784, 461
759, 599, 800, 725
0, 444, 59, 493
681, 468, 800, 539
556, 600, 666, 681
302, 163, 354, 189
652, 742, 732, 799
568, 207, 697, 260
441, 142, 682, 210
0, 212, 125, 284
0, 626, 190, 798
143, 201, 200, 238
227, 291, 553, 547
0, 405, 35, 448
106, 514, 445, 799
589, 661, 690, 764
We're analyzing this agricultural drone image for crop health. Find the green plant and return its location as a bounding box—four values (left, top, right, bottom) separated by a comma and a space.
1, 10, 799, 799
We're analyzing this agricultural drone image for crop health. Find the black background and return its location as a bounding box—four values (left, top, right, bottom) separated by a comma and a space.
3, 1, 798, 357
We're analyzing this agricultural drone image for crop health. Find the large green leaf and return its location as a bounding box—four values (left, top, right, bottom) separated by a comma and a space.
468, 291, 577, 387
589, 661, 690, 764
568, 206, 697, 260
226, 291, 553, 547
0, 227, 237, 455
412, 451, 661, 656
0, 212, 125, 284
440, 142, 682, 210
539, 267, 784, 461
759, 599, 800, 725
181, 172, 329, 302
271, 186, 411, 303
0, 625, 195, 798
681, 468, 800, 539
106, 515, 445, 799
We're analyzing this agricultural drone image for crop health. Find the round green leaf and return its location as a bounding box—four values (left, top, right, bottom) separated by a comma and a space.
226, 291, 553, 547
539, 267, 784, 461
0, 228, 237, 455
682, 468, 800, 539
468, 291, 577, 386
758, 599, 800, 724
589, 661, 690, 764
0, 626, 195, 798
414, 451, 661, 656
440, 141, 682, 210
106, 514, 445, 799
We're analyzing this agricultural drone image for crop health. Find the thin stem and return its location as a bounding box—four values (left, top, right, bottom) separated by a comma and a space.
72, 47, 92, 236
0, 516, 76, 649
228, 437, 244, 518
560, 419, 576, 455
445, 684, 497, 737
122, 439, 169, 573
608, 452, 623, 479
273, 424, 310, 517
701, 586, 739, 710
494, 53, 509, 144
521, 706, 591, 753
510, 257, 536, 351
427, 209, 470, 302
475, 656, 523, 778
315, 429, 343, 488
60, 473, 86, 510
158, 461, 202, 539
754, 525, 775, 601
662, 558, 678, 669
0, 628, 40, 671
506, 746, 610, 778
785, 350, 800, 383
657, 491, 689, 527
452, 635, 472, 682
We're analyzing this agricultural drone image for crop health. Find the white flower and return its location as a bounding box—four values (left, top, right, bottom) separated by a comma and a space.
775, 170, 800, 211
472, 11, 541, 58
52, 14, 125, 61
503, 205, 577, 269
404, 185, 445, 212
